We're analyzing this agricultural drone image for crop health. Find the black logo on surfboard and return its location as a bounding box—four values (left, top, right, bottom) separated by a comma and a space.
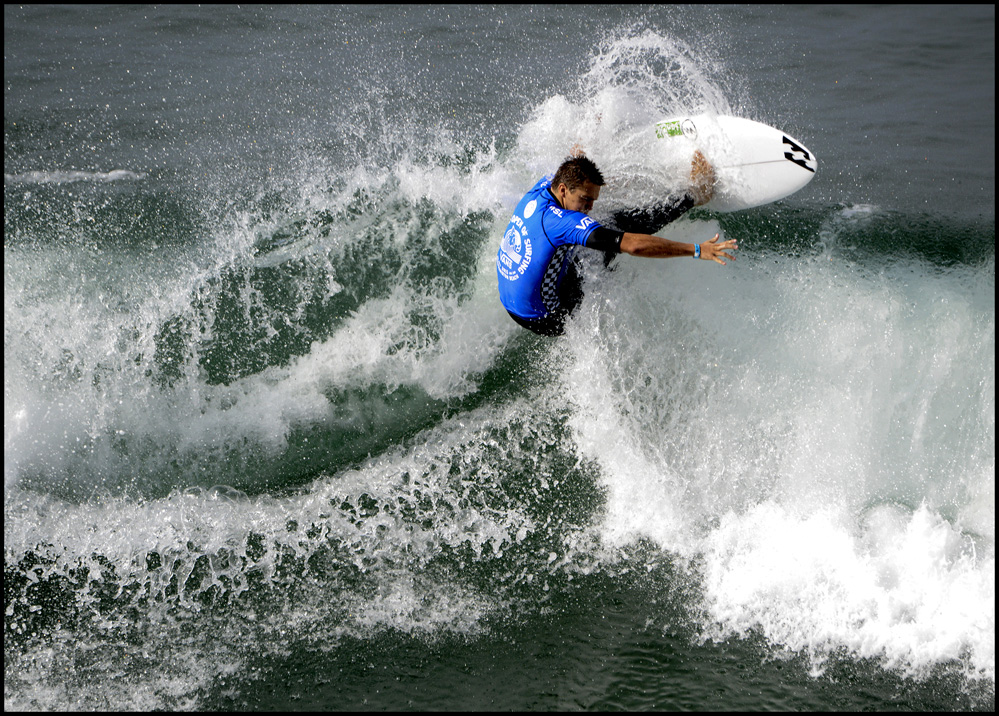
783, 136, 816, 173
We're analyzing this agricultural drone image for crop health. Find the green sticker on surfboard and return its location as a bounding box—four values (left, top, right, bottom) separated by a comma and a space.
654, 120, 684, 138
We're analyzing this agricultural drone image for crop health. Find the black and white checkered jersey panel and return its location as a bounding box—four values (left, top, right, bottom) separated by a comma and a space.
541, 245, 572, 314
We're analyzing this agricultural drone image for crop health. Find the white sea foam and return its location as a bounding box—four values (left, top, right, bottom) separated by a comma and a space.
564, 230, 995, 679
547, 37, 994, 678
3, 392, 541, 709
5, 169, 146, 184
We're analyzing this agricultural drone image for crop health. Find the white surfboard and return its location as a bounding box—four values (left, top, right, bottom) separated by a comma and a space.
655, 115, 817, 211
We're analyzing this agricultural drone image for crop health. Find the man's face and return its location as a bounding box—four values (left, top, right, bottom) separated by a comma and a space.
556, 180, 601, 214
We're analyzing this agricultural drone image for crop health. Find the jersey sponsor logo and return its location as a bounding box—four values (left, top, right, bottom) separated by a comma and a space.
548, 205, 563, 218
523, 199, 538, 219
575, 215, 595, 232
497, 214, 532, 281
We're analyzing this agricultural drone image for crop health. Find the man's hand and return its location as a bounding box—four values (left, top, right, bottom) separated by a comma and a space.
690, 150, 716, 206
698, 233, 738, 265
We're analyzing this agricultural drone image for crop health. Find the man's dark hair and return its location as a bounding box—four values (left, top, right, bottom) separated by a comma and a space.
551, 155, 605, 192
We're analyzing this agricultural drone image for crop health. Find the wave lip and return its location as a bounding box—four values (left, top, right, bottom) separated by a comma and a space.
4, 169, 146, 184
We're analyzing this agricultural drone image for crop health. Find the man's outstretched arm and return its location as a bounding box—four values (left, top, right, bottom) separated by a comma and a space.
620, 232, 737, 265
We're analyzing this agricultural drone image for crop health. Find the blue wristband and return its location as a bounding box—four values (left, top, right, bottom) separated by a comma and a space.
693, 243, 701, 259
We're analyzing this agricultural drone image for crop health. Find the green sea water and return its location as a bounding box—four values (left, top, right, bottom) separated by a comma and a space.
5, 5, 994, 711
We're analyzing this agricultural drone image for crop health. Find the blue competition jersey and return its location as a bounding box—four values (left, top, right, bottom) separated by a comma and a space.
496, 176, 602, 320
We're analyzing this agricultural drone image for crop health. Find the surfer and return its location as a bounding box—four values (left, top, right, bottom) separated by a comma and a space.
496, 151, 737, 336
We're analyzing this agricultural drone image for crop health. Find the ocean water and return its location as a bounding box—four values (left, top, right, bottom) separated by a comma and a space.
4, 4, 994, 711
